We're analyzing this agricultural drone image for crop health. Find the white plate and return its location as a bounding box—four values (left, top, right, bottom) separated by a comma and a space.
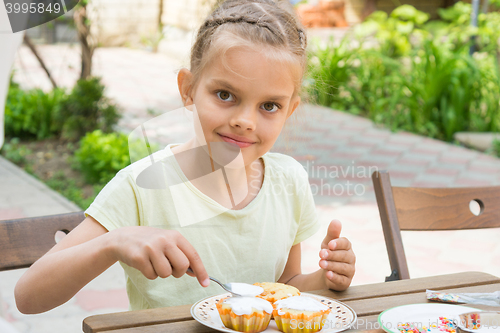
191, 292, 357, 333
378, 303, 482, 333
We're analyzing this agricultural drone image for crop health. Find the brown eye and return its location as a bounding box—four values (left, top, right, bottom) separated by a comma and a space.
262, 102, 278, 113
217, 91, 233, 101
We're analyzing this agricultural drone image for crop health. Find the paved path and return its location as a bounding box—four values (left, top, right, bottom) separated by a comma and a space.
1, 43, 500, 333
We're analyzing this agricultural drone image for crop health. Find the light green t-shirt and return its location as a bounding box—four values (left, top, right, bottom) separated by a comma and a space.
85, 144, 319, 310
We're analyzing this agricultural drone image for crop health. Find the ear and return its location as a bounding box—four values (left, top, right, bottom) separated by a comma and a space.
286, 95, 301, 119
177, 68, 195, 106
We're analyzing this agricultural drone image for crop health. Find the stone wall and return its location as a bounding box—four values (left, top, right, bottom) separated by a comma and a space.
161, 0, 216, 31
66, 0, 469, 46
88, 0, 162, 46
85, 0, 216, 46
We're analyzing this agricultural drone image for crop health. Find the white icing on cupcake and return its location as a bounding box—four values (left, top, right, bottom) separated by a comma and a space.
227, 283, 264, 297
274, 296, 329, 315
223, 296, 273, 315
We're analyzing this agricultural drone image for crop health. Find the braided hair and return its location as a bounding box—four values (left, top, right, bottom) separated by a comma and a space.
188, 0, 307, 96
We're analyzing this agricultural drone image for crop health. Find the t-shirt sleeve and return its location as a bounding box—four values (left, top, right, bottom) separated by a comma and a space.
292, 167, 320, 245
85, 168, 142, 232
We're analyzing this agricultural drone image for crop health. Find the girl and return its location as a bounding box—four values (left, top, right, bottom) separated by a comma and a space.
15, 0, 355, 313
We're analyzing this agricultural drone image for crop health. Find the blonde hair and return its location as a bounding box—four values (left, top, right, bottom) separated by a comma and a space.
189, 0, 307, 96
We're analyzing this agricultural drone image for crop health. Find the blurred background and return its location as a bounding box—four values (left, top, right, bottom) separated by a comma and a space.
1, 0, 500, 332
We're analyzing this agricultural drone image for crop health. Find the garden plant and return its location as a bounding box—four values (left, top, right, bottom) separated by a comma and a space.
1, 76, 125, 209
306, 1, 500, 142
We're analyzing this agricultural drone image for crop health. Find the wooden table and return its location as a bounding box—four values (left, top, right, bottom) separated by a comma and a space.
83, 272, 500, 333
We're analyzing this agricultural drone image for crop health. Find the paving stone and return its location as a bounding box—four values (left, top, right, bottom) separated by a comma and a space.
387, 162, 430, 173
409, 147, 446, 156
387, 131, 424, 143
454, 178, 500, 186
355, 160, 389, 171
347, 140, 380, 149
455, 171, 500, 182
0, 208, 25, 220
440, 156, 476, 164
467, 164, 500, 173
357, 154, 401, 164
384, 170, 418, 181
380, 141, 419, 151
427, 162, 469, 171
425, 167, 462, 176
469, 157, 500, 168
74, 289, 129, 312
362, 129, 393, 139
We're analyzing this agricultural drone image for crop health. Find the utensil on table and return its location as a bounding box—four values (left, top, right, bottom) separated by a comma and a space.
187, 268, 263, 297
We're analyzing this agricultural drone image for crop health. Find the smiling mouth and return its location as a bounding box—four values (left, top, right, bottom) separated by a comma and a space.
217, 134, 255, 148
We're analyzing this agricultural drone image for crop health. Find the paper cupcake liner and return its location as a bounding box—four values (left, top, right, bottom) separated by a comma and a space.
273, 310, 330, 333
216, 301, 272, 333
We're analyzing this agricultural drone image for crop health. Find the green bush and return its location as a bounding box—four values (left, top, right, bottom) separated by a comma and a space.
0, 138, 33, 165
5, 76, 121, 141
58, 77, 121, 141
353, 6, 430, 57
493, 139, 500, 158
307, 1, 500, 141
5, 81, 66, 140
45, 171, 105, 210
74, 130, 131, 184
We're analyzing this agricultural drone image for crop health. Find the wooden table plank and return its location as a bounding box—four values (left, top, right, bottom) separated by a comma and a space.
82, 304, 193, 333
102, 320, 215, 333
344, 283, 500, 317
83, 272, 500, 333
312, 272, 500, 301
349, 314, 383, 333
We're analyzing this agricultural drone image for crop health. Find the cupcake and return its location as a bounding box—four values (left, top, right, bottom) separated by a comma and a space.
273, 296, 331, 333
216, 296, 273, 333
253, 282, 300, 303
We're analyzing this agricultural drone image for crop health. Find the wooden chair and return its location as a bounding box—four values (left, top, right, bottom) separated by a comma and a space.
372, 170, 500, 281
0, 211, 85, 271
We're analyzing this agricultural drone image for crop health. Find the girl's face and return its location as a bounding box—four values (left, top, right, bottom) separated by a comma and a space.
179, 47, 301, 166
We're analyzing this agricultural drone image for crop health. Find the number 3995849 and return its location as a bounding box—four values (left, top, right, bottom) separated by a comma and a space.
5, 2, 62, 14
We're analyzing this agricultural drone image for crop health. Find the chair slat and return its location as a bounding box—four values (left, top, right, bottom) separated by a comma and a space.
393, 187, 500, 230
372, 171, 410, 280
0, 212, 84, 271
371, 170, 500, 281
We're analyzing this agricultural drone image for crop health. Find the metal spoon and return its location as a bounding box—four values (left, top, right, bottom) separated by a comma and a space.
187, 268, 263, 297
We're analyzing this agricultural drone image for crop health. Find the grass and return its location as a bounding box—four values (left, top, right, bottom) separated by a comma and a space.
0, 138, 103, 210
493, 139, 500, 158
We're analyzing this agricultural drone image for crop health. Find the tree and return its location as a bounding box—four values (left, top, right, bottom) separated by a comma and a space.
73, 0, 96, 80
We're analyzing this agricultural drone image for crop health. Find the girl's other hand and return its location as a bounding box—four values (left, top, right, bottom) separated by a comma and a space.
110, 226, 210, 287
319, 220, 355, 291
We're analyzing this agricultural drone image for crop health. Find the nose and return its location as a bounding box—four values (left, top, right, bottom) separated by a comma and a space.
229, 105, 256, 131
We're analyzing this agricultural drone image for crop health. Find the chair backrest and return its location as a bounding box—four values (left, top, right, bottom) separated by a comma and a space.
0, 211, 85, 271
371, 170, 500, 281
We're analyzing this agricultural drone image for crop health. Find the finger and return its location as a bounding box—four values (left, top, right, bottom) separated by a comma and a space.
163, 246, 190, 278
186, 268, 196, 277
319, 260, 355, 278
319, 248, 355, 264
149, 250, 173, 279
326, 238, 350, 252
321, 220, 342, 248
325, 270, 352, 290
176, 237, 209, 287
137, 258, 160, 280
129, 253, 159, 280
327, 237, 351, 251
